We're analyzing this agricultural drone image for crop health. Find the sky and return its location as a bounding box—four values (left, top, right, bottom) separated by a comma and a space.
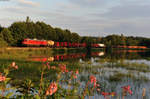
0, 0, 150, 37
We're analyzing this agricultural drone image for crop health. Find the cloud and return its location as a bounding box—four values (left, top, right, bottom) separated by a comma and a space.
81, 1, 150, 37
16, 0, 40, 7
102, 5, 150, 19
1, 4, 150, 37
1, 0, 150, 37
119, 0, 150, 5
68, 0, 111, 8
0, 18, 16, 27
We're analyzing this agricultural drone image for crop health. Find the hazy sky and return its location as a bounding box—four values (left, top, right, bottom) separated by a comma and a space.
0, 0, 150, 37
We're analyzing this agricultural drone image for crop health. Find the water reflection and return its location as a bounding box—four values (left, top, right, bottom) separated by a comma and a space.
1, 49, 150, 98
28, 49, 150, 62
28, 51, 106, 62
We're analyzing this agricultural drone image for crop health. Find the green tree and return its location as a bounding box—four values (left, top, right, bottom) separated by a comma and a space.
126, 38, 138, 46
55, 28, 64, 42
71, 33, 80, 43
0, 28, 14, 46
26, 16, 31, 23
63, 29, 72, 42
36, 22, 57, 40
9, 22, 27, 46
120, 34, 126, 46
0, 37, 8, 47
0, 32, 8, 47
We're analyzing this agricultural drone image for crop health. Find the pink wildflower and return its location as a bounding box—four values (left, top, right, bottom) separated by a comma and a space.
0, 74, 6, 82
97, 88, 101, 92
59, 64, 68, 73
96, 84, 100, 87
11, 62, 18, 69
109, 92, 116, 96
65, 69, 69, 73
73, 75, 77, 79
101, 92, 109, 98
51, 66, 56, 69
75, 70, 79, 74
122, 85, 132, 95
11, 62, 16, 67
46, 82, 57, 96
46, 62, 50, 69
15, 65, 18, 69
70, 71, 73, 74
90, 75, 97, 88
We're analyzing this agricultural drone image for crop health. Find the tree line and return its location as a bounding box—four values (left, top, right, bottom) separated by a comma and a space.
0, 17, 150, 48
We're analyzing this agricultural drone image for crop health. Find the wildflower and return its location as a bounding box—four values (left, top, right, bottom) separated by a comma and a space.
47, 66, 50, 69
65, 69, 69, 73
96, 84, 100, 87
0, 74, 6, 82
75, 70, 79, 74
101, 92, 109, 98
15, 65, 18, 69
11, 62, 18, 69
51, 66, 56, 69
73, 75, 77, 79
97, 88, 101, 92
109, 92, 116, 96
46, 62, 49, 66
122, 85, 132, 95
90, 75, 97, 88
59, 64, 68, 73
11, 62, 16, 67
70, 71, 73, 74
46, 82, 57, 96
46, 62, 50, 69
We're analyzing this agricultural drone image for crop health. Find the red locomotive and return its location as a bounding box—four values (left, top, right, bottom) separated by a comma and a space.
22, 38, 47, 46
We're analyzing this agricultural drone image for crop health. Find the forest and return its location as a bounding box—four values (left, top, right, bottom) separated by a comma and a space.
0, 17, 150, 48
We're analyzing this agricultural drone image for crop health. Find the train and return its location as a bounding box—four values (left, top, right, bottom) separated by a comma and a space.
22, 38, 147, 49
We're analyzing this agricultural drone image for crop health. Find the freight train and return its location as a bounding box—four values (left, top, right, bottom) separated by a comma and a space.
22, 38, 147, 49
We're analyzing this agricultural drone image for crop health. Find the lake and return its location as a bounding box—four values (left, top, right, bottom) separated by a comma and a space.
0, 48, 150, 99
